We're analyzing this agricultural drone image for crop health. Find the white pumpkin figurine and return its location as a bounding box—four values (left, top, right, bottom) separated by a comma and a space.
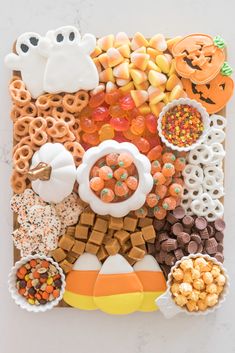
27, 143, 76, 203
76, 140, 153, 217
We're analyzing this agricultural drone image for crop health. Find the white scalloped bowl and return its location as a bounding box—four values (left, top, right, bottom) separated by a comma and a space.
156, 254, 229, 318
158, 98, 210, 152
8, 255, 65, 313
76, 140, 153, 217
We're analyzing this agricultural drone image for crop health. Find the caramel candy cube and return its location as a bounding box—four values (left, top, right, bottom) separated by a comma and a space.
50, 248, 67, 262
130, 232, 145, 247
66, 254, 77, 264
105, 238, 121, 255
72, 240, 86, 255
114, 230, 130, 245
80, 211, 95, 226
107, 229, 115, 237
128, 246, 145, 261
109, 217, 123, 230
97, 246, 108, 261
75, 224, 89, 240
123, 216, 138, 232
141, 225, 156, 243
121, 240, 132, 253
66, 226, 76, 236
138, 217, 153, 228
58, 234, 75, 251
89, 230, 105, 245
137, 244, 147, 252
85, 242, 99, 255
123, 254, 136, 266
59, 259, 73, 274
94, 218, 108, 233
102, 234, 113, 245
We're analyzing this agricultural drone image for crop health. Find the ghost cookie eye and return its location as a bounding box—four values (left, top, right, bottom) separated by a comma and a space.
56, 33, 64, 42
69, 32, 75, 41
29, 37, 39, 46
20, 44, 29, 53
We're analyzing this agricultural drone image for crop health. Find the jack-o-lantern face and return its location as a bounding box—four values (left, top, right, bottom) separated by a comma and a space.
172, 34, 225, 84
182, 73, 234, 114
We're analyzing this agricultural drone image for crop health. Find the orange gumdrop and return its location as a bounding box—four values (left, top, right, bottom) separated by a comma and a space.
114, 167, 128, 181
169, 183, 183, 197
125, 176, 138, 191
118, 153, 134, 168
174, 157, 186, 172
172, 177, 184, 186
162, 152, 176, 164
154, 206, 167, 220
164, 177, 173, 186
90, 177, 104, 192
104, 177, 116, 190
82, 132, 99, 145
126, 163, 137, 176
162, 163, 175, 177
99, 166, 113, 180
146, 193, 159, 208
153, 172, 166, 185
100, 188, 115, 203
135, 206, 148, 218
114, 181, 129, 197
155, 185, 167, 199
105, 90, 121, 105
91, 165, 100, 178
162, 196, 177, 211
147, 145, 163, 161
106, 153, 119, 167
151, 160, 162, 174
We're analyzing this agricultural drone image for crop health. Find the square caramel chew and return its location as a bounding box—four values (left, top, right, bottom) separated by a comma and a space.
72, 240, 86, 255
114, 230, 130, 245
59, 259, 73, 274
137, 244, 147, 252
130, 232, 145, 247
93, 218, 108, 233
121, 240, 132, 253
102, 234, 113, 245
97, 246, 108, 261
89, 230, 105, 245
75, 224, 89, 240
138, 217, 153, 228
50, 248, 67, 263
65, 226, 76, 236
123, 216, 138, 232
122, 253, 136, 266
85, 242, 99, 255
58, 234, 75, 251
80, 211, 95, 226
109, 217, 123, 230
105, 238, 121, 255
128, 246, 145, 261
141, 225, 156, 243
66, 254, 77, 264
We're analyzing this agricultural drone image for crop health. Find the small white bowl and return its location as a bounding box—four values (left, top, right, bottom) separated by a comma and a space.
8, 254, 65, 313
156, 254, 230, 318
158, 98, 210, 152
76, 140, 153, 217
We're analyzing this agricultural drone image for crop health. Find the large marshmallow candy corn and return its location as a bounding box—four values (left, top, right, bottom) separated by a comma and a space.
133, 255, 167, 312
63, 253, 101, 310
93, 254, 144, 315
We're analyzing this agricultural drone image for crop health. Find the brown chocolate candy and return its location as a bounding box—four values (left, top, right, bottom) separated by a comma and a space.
165, 253, 176, 266
214, 219, 226, 232
172, 222, 184, 236
177, 232, 190, 245
174, 248, 184, 260
200, 228, 209, 239
182, 215, 194, 228
173, 206, 185, 219
166, 212, 178, 224
187, 240, 198, 254
158, 232, 169, 243
214, 252, 224, 263
215, 231, 224, 242
205, 238, 218, 255
153, 219, 165, 231
195, 217, 207, 230
191, 233, 201, 244
161, 239, 178, 252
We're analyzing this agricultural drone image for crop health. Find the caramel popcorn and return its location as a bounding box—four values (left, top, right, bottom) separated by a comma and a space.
170, 256, 227, 312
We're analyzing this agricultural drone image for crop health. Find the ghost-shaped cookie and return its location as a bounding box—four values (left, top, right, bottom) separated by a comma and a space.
5, 32, 47, 98
39, 26, 99, 94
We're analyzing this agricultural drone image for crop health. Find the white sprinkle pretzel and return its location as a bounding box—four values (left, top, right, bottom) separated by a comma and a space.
188, 145, 213, 165
210, 114, 227, 130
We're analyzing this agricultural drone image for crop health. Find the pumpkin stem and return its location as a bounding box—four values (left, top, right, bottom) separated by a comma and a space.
27, 162, 52, 181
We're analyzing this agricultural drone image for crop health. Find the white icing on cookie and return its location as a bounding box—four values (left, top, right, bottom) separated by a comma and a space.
5, 32, 46, 98
39, 26, 99, 94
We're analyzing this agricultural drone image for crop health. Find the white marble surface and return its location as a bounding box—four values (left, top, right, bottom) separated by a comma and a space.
1, 1, 235, 352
